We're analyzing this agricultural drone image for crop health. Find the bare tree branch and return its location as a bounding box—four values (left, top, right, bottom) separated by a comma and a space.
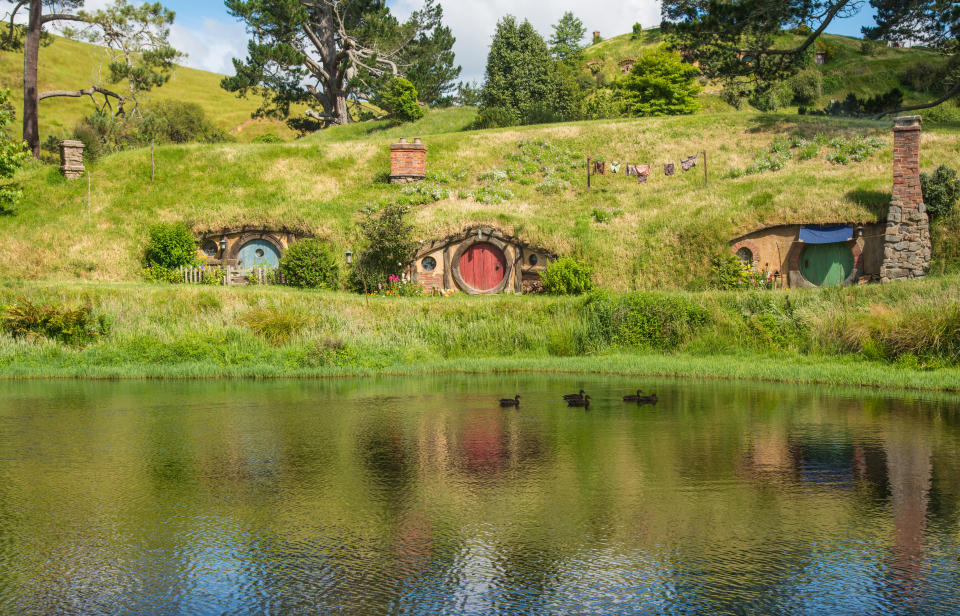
873, 82, 960, 118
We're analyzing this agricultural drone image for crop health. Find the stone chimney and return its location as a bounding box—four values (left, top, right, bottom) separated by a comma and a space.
593, 30, 601, 39
59, 140, 85, 179
880, 116, 931, 281
389, 137, 426, 184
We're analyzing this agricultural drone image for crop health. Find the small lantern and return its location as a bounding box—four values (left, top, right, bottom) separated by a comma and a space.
219, 236, 227, 256
345, 250, 353, 265
856, 225, 864, 238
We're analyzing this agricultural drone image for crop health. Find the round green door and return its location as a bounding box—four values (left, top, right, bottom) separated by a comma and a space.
800, 243, 854, 286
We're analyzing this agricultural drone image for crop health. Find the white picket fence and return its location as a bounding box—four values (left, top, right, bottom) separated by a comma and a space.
178, 266, 285, 286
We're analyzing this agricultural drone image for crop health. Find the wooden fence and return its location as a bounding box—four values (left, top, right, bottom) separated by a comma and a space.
178, 266, 285, 286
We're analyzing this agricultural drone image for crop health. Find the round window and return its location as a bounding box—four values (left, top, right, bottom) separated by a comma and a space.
736, 247, 753, 264
422, 256, 437, 271
201, 240, 219, 257
255, 248, 265, 258
529, 254, 539, 266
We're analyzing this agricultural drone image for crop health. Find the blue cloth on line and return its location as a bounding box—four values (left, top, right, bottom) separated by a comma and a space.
798, 225, 853, 244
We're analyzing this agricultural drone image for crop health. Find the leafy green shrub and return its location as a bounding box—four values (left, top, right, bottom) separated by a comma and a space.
397, 182, 451, 206
0, 89, 27, 216
789, 69, 822, 106
902, 60, 948, 94
631, 22, 643, 40
2, 298, 109, 347
240, 306, 308, 345
536, 176, 566, 194
925, 101, 960, 123
617, 49, 701, 116
459, 185, 514, 204
921, 165, 960, 219
749, 82, 794, 111
797, 141, 820, 160
279, 238, 340, 289
351, 204, 416, 291
143, 222, 197, 272
145, 100, 230, 144
719, 82, 750, 110
711, 254, 771, 289
540, 257, 594, 295
251, 133, 283, 143
581, 88, 625, 119
471, 106, 519, 129
377, 77, 425, 123
859, 39, 881, 56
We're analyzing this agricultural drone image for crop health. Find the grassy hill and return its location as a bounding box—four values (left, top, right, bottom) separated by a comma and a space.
3, 107, 959, 289
0, 34, 305, 143
584, 28, 951, 111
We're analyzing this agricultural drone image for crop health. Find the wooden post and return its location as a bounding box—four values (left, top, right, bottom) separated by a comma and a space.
151, 141, 155, 182
587, 157, 591, 188
703, 150, 708, 189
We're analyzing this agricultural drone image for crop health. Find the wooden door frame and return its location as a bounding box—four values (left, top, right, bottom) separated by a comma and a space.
450, 237, 514, 295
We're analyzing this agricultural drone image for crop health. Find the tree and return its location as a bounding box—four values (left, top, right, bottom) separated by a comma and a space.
351, 203, 416, 291
617, 48, 701, 116
223, 0, 458, 126
0, 89, 28, 216
631, 23, 643, 40
2, 0, 179, 157
65, 1, 183, 116
661, 0, 960, 116
376, 77, 424, 122
402, 1, 461, 105
480, 15, 574, 125
549, 11, 586, 65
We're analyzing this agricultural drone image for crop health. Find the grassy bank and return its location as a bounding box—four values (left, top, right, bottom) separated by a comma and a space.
2, 279, 958, 391
6, 110, 960, 288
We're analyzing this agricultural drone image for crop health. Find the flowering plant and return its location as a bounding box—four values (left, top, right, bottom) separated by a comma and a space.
371, 273, 425, 297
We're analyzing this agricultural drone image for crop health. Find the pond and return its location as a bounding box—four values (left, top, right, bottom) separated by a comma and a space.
1, 377, 959, 615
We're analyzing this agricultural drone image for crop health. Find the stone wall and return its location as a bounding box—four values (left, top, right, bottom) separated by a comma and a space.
880, 116, 931, 282
59, 140, 85, 179
389, 138, 426, 184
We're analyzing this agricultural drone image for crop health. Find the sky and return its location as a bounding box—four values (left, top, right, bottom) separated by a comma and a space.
68, 0, 879, 83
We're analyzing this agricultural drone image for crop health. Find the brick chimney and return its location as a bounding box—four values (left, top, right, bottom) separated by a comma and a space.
880, 116, 931, 281
389, 137, 426, 184
59, 139, 85, 179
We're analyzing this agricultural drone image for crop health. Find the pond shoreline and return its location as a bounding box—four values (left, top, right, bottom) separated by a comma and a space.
2, 354, 959, 394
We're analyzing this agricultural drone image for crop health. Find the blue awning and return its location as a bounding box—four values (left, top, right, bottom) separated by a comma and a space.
798, 225, 853, 244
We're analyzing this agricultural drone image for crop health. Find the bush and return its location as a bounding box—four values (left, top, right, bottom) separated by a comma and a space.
279, 238, 340, 289
0, 89, 27, 216
351, 204, 417, 291
711, 254, 771, 289
921, 165, 960, 219
789, 69, 822, 106
902, 60, 948, 94
631, 22, 643, 40
143, 222, 197, 271
251, 133, 283, 143
749, 82, 794, 111
2, 298, 109, 347
617, 49, 701, 116
376, 77, 425, 123
472, 106, 519, 129
144, 100, 230, 144
859, 39, 881, 56
719, 82, 750, 110
540, 257, 594, 295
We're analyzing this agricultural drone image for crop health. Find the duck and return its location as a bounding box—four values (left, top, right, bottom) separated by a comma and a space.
637, 393, 658, 405
622, 390, 645, 402
499, 394, 520, 408
563, 389, 586, 401
567, 395, 591, 408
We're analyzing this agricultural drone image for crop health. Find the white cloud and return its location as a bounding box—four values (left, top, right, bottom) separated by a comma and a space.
169, 19, 249, 75
392, 0, 662, 83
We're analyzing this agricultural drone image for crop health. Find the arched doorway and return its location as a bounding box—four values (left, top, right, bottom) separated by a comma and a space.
237, 239, 281, 270
458, 242, 506, 292
800, 243, 854, 286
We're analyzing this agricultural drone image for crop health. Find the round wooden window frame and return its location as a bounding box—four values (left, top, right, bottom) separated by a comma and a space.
451, 237, 514, 295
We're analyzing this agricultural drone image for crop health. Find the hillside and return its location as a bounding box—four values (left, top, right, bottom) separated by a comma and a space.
584, 28, 951, 111
0, 34, 305, 143
3, 108, 958, 289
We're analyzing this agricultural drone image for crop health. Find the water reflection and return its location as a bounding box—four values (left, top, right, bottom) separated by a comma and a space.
0, 378, 958, 615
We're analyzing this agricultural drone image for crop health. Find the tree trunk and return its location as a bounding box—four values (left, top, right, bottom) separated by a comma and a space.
23, 0, 42, 158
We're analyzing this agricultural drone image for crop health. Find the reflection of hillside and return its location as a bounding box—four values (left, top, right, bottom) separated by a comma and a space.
0, 378, 956, 612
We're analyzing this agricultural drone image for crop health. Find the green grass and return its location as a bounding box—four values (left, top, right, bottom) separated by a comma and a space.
2, 278, 959, 391
4, 109, 959, 288
0, 34, 307, 142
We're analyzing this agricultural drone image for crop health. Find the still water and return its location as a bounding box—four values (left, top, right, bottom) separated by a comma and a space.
1, 376, 960, 615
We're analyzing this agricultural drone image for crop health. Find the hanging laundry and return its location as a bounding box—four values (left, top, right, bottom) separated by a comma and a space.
664, 163, 675, 176
591, 160, 606, 175
610, 161, 622, 174
625, 164, 639, 176
636, 165, 650, 184
681, 154, 698, 171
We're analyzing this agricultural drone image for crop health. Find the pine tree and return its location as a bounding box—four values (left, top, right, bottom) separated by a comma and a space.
549, 11, 586, 66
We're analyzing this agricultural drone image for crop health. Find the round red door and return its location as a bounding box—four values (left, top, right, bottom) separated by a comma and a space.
458, 242, 506, 291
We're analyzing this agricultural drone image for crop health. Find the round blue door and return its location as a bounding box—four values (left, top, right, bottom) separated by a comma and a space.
237, 239, 281, 270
